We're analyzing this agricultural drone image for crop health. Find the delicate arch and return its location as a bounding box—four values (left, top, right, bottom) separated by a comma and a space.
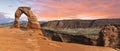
12, 7, 40, 29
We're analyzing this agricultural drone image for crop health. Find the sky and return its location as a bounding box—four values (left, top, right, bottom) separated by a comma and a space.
0, 0, 120, 23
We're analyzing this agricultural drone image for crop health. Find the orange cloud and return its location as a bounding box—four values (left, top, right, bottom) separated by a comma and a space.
19, 0, 120, 21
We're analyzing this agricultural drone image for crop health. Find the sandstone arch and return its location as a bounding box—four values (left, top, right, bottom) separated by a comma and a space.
12, 7, 40, 29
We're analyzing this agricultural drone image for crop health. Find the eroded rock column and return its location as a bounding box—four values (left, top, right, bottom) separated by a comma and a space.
97, 24, 119, 48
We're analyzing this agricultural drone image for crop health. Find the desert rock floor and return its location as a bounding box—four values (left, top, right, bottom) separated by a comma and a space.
0, 27, 117, 51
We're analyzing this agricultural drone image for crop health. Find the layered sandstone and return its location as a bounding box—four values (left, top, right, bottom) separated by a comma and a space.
12, 7, 40, 29
41, 19, 120, 28
97, 24, 120, 48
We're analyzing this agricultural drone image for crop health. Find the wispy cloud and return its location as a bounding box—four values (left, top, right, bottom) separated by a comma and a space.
8, 5, 14, 8
18, 0, 120, 20
0, 12, 13, 24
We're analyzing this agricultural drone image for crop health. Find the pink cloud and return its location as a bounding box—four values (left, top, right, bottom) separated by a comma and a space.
19, 0, 120, 21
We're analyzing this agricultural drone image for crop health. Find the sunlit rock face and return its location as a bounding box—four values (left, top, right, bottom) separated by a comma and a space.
12, 7, 40, 29
41, 19, 120, 29
97, 24, 120, 48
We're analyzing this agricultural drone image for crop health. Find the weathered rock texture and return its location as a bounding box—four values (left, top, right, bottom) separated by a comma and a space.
42, 29, 93, 45
12, 7, 40, 29
97, 24, 120, 48
42, 24, 120, 49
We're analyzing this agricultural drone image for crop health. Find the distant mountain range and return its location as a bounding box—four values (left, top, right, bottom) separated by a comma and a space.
1, 18, 120, 28
0, 18, 13, 24
0, 21, 46, 27
41, 18, 120, 28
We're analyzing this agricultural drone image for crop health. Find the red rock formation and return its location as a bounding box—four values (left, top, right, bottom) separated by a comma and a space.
97, 24, 119, 48
41, 19, 120, 28
12, 7, 40, 29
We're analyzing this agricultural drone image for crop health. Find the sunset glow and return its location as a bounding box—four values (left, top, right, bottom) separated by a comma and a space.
0, 0, 120, 22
